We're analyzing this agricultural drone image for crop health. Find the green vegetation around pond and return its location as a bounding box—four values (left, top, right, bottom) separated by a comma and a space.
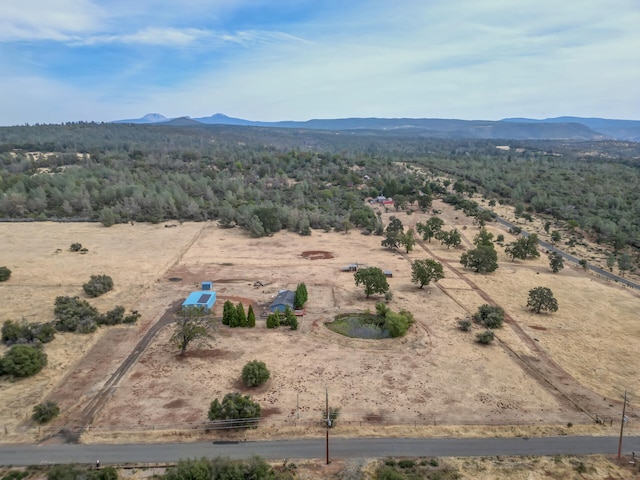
325, 304, 414, 339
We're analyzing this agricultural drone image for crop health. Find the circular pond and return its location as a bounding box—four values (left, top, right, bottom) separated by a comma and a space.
325, 313, 390, 339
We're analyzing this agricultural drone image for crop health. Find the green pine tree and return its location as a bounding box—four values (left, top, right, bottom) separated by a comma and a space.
237, 302, 247, 327
247, 305, 256, 328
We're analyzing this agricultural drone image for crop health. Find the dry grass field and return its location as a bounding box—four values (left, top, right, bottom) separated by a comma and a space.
1, 199, 638, 449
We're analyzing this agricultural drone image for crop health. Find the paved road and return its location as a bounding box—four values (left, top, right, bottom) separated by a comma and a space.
2, 436, 640, 466
493, 216, 640, 289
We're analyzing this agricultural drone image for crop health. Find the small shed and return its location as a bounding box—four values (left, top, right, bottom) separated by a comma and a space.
383, 270, 393, 278
201, 281, 213, 291
182, 291, 217, 311
270, 290, 295, 313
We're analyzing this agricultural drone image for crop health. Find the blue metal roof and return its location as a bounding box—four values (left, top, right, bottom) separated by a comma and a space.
182, 290, 217, 310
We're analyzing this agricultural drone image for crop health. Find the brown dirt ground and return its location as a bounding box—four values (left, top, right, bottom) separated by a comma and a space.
1, 199, 639, 446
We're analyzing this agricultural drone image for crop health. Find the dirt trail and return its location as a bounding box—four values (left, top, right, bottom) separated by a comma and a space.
415, 237, 623, 423
38, 225, 208, 443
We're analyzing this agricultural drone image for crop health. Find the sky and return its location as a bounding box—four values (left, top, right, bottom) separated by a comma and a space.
1, 0, 639, 126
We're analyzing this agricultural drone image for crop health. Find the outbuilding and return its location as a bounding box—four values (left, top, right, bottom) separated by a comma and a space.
270, 290, 295, 313
182, 290, 217, 311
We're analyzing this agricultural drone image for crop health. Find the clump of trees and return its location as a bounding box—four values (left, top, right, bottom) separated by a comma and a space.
241, 360, 270, 387
83, 274, 114, 297
32, 400, 60, 424
222, 301, 256, 328
170, 306, 212, 356
411, 258, 444, 288
0, 266, 11, 282
54, 296, 139, 333
208, 392, 261, 429
527, 287, 558, 313
416, 216, 444, 242
0, 344, 47, 378
473, 304, 504, 329
354, 267, 390, 298
2, 319, 56, 346
265, 306, 297, 330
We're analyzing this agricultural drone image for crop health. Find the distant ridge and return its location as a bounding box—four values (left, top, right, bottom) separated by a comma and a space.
113, 113, 169, 124
112, 113, 640, 141
502, 116, 640, 142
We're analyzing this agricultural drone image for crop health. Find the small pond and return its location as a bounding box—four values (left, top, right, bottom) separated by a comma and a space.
325, 313, 390, 339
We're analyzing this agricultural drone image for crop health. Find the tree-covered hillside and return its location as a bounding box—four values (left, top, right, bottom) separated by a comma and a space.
1, 122, 639, 252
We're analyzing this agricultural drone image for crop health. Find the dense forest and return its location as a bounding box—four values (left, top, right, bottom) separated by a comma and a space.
0, 122, 639, 253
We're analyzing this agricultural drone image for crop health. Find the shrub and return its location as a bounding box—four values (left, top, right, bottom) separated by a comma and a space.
289, 315, 298, 330
398, 459, 415, 469
384, 311, 414, 338
32, 400, 60, 424
69, 243, 83, 252
473, 304, 504, 329
242, 360, 270, 387
0, 266, 11, 282
476, 330, 495, 345
54, 296, 100, 332
2, 345, 47, 377
2, 320, 56, 345
208, 392, 261, 429
123, 310, 141, 324
99, 306, 125, 326
83, 274, 114, 298
457, 319, 472, 331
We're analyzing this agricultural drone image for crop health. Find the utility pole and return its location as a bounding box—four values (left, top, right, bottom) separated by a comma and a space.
617, 390, 628, 462
325, 387, 331, 465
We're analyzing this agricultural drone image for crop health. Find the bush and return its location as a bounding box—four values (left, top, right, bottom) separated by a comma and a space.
473, 304, 504, 329
208, 392, 261, 429
1, 345, 47, 377
398, 459, 415, 469
384, 311, 414, 338
54, 296, 100, 332
476, 330, 495, 345
241, 360, 270, 387
32, 400, 60, 424
2, 320, 56, 345
457, 319, 472, 331
164, 456, 275, 480
83, 275, 114, 297
47, 464, 118, 480
69, 243, 83, 252
0, 266, 11, 282
289, 315, 298, 330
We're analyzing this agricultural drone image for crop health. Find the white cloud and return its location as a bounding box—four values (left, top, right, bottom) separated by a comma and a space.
0, 0, 105, 41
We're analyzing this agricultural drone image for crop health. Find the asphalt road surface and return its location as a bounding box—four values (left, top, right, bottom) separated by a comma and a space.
2, 436, 640, 466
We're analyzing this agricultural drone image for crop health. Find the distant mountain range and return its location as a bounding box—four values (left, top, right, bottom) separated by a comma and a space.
113, 113, 640, 141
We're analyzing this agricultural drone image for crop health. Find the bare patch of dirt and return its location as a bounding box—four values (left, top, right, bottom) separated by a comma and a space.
302, 250, 334, 260
530, 325, 548, 331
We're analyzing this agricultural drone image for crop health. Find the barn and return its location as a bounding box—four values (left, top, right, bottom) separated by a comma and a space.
270, 290, 295, 313
182, 290, 217, 311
